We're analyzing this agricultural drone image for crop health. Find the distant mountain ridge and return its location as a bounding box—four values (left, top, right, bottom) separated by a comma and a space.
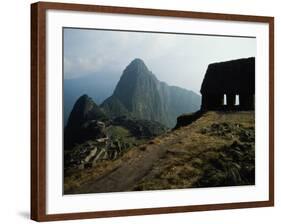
101, 58, 201, 127
64, 94, 167, 151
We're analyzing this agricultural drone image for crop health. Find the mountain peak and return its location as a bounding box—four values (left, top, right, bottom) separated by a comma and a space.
79, 94, 90, 102
101, 59, 201, 127
125, 58, 149, 74
130, 58, 145, 65
67, 94, 107, 128
110, 58, 155, 112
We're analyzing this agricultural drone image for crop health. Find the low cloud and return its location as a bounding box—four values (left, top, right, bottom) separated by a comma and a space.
64, 28, 256, 92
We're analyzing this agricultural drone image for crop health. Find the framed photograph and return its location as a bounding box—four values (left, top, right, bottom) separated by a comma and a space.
31, 1, 274, 221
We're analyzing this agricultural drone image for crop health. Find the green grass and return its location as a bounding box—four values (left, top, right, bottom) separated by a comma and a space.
133, 111, 255, 190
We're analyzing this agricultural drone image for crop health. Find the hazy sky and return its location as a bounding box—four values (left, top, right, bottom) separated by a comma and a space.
64, 28, 256, 93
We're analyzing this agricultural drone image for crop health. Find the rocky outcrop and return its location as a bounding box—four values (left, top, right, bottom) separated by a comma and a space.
101, 58, 201, 127
64, 137, 127, 171
175, 111, 203, 129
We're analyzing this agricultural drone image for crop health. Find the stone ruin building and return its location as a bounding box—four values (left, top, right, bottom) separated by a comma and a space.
200, 57, 255, 111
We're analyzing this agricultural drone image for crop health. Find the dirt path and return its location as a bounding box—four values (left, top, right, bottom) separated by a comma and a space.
66, 111, 255, 194
74, 124, 195, 193
77, 144, 167, 193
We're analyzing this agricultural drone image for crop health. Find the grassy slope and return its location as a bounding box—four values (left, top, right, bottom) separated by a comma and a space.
135, 111, 255, 190
64, 111, 255, 194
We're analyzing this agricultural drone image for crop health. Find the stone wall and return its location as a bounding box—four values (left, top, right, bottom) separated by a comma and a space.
200, 57, 255, 110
